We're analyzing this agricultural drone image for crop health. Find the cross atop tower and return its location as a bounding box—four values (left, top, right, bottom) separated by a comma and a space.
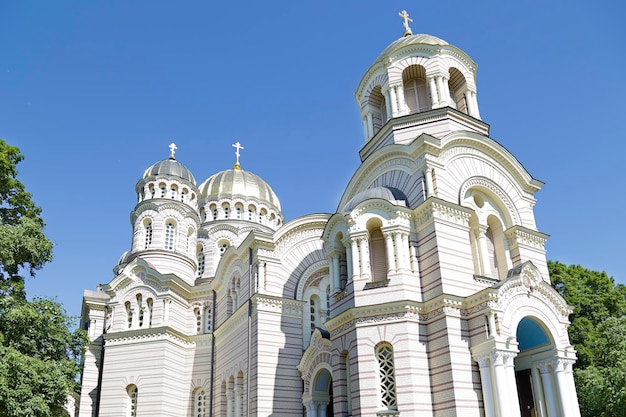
232, 141, 244, 169
169, 143, 177, 159
398, 10, 413, 37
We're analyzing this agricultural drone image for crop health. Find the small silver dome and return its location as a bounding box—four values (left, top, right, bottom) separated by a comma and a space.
143, 158, 196, 185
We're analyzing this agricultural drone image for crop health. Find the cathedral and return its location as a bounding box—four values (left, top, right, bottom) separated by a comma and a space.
78, 12, 581, 417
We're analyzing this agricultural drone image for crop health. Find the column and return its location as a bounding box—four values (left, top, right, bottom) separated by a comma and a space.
318, 401, 328, 417
397, 232, 409, 272
384, 232, 395, 274
538, 362, 559, 417
393, 232, 403, 272
362, 117, 369, 142
428, 76, 439, 107
409, 240, 418, 274
554, 359, 574, 417
476, 225, 489, 276
332, 254, 341, 292
469, 90, 480, 118
436, 76, 449, 106
396, 84, 407, 115
382, 87, 392, 121
358, 237, 371, 280
564, 360, 581, 417
531, 366, 547, 417
476, 355, 496, 417
389, 85, 399, 117
504, 352, 522, 417
424, 168, 434, 198
305, 401, 318, 417
491, 351, 512, 416
226, 390, 234, 417
366, 112, 374, 139
350, 238, 360, 281
344, 240, 353, 283
234, 388, 243, 417
258, 262, 266, 291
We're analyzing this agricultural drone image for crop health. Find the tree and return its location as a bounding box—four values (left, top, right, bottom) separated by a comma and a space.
0, 140, 53, 295
549, 261, 626, 417
0, 140, 86, 416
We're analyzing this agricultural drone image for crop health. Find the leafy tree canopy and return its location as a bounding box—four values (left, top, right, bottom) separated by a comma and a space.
0, 140, 53, 295
0, 140, 86, 416
549, 261, 626, 417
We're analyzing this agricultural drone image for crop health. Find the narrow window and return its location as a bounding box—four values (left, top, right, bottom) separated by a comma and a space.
160, 184, 166, 198
127, 385, 138, 417
204, 306, 212, 332
146, 298, 153, 327
165, 221, 175, 250
137, 294, 144, 328
195, 389, 206, 417
125, 301, 133, 329
181, 188, 187, 203
144, 220, 153, 249
236, 206, 242, 219
197, 247, 205, 278
212, 208, 218, 220
195, 308, 202, 334
376, 343, 397, 411
223, 205, 230, 219
170, 185, 177, 199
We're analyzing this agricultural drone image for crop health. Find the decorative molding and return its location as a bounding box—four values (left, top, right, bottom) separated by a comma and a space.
252, 295, 305, 317
104, 326, 193, 348
505, 226, 548, 250
413, 197, 472, 230
459, 176, 520, 225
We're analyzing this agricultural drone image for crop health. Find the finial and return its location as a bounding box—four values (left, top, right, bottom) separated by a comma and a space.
232, 141, 244, 170
398, 10, 413, 37
169, 142, 177, 159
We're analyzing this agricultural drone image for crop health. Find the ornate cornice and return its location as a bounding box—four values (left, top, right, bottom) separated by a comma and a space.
505, 226, 548, 250
104, 326, 194, 348
413, 197, 472, 230
459, 176, 520, 225
252, 295, 305, 318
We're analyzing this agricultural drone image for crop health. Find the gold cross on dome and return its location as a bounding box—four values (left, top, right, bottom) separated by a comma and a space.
232, 141, 244, 169
398, 10, 413, 36
169, 142, 177, 159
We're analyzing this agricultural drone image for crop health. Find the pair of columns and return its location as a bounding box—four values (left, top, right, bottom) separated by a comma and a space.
476, 350, 579, 417
329, 230, 414, 291
226, 388, 243, 417
304, 400, 330, 417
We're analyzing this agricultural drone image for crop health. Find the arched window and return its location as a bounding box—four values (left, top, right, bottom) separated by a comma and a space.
448, 68, 468, 113
165, 221, 176, 250
200, 208, 206, 222
310, 295, 320, 332
376, 343, 397, 411
136, 294, 144, 328
144, 219, 153, 249
146, 298, 153, 327
126, 385, 138, 417
369, 85, 387, 135
170, 185, 178, 200
235, 204, 243, 219
148, 184, 155, 198
218, 240, 230, 256
247, 205, 255, 221
181, 188, 188, 203
194, 388, 207, 417
223, 204, 230, 219
403, 65, 431, 114
125, 301, 133, 329
197, 246, 205, 278
368, 220, 388, 282
159, 183, 166, 198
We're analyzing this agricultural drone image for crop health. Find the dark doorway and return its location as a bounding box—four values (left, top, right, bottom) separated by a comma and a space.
326, 384, 334, 416
516, 369, 536, 417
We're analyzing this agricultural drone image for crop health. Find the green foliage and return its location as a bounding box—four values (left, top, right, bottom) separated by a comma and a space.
0, 140, 87, 416
0, 140, 53, 294
0, 295, 87, 417
549, 261, 626, 417
574, 316, 626, 417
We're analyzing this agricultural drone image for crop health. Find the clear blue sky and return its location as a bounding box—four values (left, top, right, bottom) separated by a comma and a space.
1, 1, 624, 319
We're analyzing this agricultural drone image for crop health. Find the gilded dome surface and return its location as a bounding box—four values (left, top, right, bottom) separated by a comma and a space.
199, 168, 281, 211
142, 158, 196, 185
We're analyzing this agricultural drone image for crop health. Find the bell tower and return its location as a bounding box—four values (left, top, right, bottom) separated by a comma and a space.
355, 11, 488, 161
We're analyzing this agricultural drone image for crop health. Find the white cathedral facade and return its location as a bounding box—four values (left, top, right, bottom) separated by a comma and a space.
78, 16, 581, 417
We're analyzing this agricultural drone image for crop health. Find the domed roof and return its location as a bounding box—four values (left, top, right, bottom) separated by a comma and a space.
199, 168, 281, 211
341, 186, 408, 214
143, 157, 196, 185
376, 33, 449, 62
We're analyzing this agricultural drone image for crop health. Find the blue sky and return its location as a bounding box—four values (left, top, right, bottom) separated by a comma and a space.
1, 1, 624, 319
